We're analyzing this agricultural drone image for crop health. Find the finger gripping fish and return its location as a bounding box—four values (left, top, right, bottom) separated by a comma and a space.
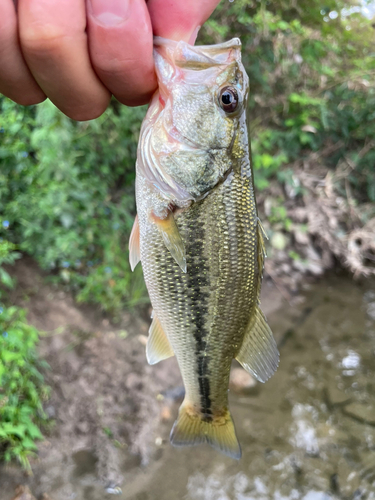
129, 37, 279, 459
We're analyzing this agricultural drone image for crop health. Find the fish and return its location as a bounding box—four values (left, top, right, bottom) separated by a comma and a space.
129, 36, 279, 459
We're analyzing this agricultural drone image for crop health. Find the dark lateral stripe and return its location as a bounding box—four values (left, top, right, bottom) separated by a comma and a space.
186, 216, 212, 421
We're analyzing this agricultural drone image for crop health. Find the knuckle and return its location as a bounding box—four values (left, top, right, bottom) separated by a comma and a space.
0, 88, 46, 106
63, 103, 108, 122
14, 94, 46, 106
20, 24, 67, 55
93, 54, 140, 76
116, 93, 152, 107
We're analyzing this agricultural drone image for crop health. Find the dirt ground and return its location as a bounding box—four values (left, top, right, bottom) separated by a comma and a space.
1, 258, 285, 499
2, 257, 182, 496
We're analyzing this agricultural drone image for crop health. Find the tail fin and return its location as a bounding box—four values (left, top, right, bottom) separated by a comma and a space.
170, 403, 241, 459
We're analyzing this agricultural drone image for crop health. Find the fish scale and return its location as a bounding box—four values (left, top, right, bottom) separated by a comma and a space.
132, 37, 279, 459
138, 155, 257, 418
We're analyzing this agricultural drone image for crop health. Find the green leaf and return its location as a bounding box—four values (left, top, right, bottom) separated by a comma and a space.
26, 423, 43, 440
0, 268, 14, 288
1, 423, 26, 438
1, 351, 20, 363
21, 438, 38, 450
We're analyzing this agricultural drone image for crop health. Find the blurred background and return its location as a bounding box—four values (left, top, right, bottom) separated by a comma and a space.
0, 0, 374, 499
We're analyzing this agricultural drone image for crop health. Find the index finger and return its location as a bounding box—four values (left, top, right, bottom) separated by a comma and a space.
86, 0, 157, 107
147, 0, 220, 43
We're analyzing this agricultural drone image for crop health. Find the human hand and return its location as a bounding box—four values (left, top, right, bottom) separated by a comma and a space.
0, 0, 220, 120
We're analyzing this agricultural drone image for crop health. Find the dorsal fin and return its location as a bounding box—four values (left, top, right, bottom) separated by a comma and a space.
235, 306, 279, 383
129, 215, 140, 271
146, 315, 174, 365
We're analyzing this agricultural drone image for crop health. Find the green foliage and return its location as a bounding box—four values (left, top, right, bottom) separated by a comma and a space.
0, 98, 146, 314
200, 0, 375, 198
252, 131, 289, 189
0, 240, 20, 290
0, 242, 48, 470
289, 250, 303, 261
269, 202, 292, 231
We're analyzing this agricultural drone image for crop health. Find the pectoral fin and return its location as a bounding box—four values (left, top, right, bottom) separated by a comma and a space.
151, 211, 187, 272
146, 315, 174, 365
129, 215, 140, 271
236, 306, 279, 383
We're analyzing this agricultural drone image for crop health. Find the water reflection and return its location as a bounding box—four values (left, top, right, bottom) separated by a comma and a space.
364, 290, 375, 321
341, 350, 361, 370
186, 472, 344, 500
290, 404, 320, 455
186, 471, 303, 500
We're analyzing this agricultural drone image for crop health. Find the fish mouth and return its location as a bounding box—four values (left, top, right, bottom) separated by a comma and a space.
153, 37, 242, 52
153, 37, 242, 69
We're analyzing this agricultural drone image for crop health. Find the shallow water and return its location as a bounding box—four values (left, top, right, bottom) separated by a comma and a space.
2, 273, 375, 499
121, 273, 375, 500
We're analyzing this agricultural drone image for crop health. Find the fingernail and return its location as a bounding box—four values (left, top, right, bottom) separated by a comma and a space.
188, 26, 201, 45
88, 0, 130, 26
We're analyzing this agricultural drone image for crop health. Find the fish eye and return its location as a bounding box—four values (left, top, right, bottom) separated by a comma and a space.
218, 86, 239, 114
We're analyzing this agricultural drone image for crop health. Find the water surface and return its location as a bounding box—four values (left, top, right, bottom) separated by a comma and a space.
125, 274, 375, 500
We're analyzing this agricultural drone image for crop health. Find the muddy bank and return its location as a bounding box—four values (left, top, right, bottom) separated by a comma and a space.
1, 260, 375, 500
1, 258, 183, 497
257, 159, 375, 296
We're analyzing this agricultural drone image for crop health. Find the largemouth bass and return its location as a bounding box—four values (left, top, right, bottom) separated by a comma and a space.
129, 37, 279, 459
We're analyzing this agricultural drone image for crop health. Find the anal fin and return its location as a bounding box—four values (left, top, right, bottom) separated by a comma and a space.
151, 211, 187, 273
170, 402, 241, 460
236, 306, 279, 383
129, 215, 140, 271
146, 315, 174, 365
